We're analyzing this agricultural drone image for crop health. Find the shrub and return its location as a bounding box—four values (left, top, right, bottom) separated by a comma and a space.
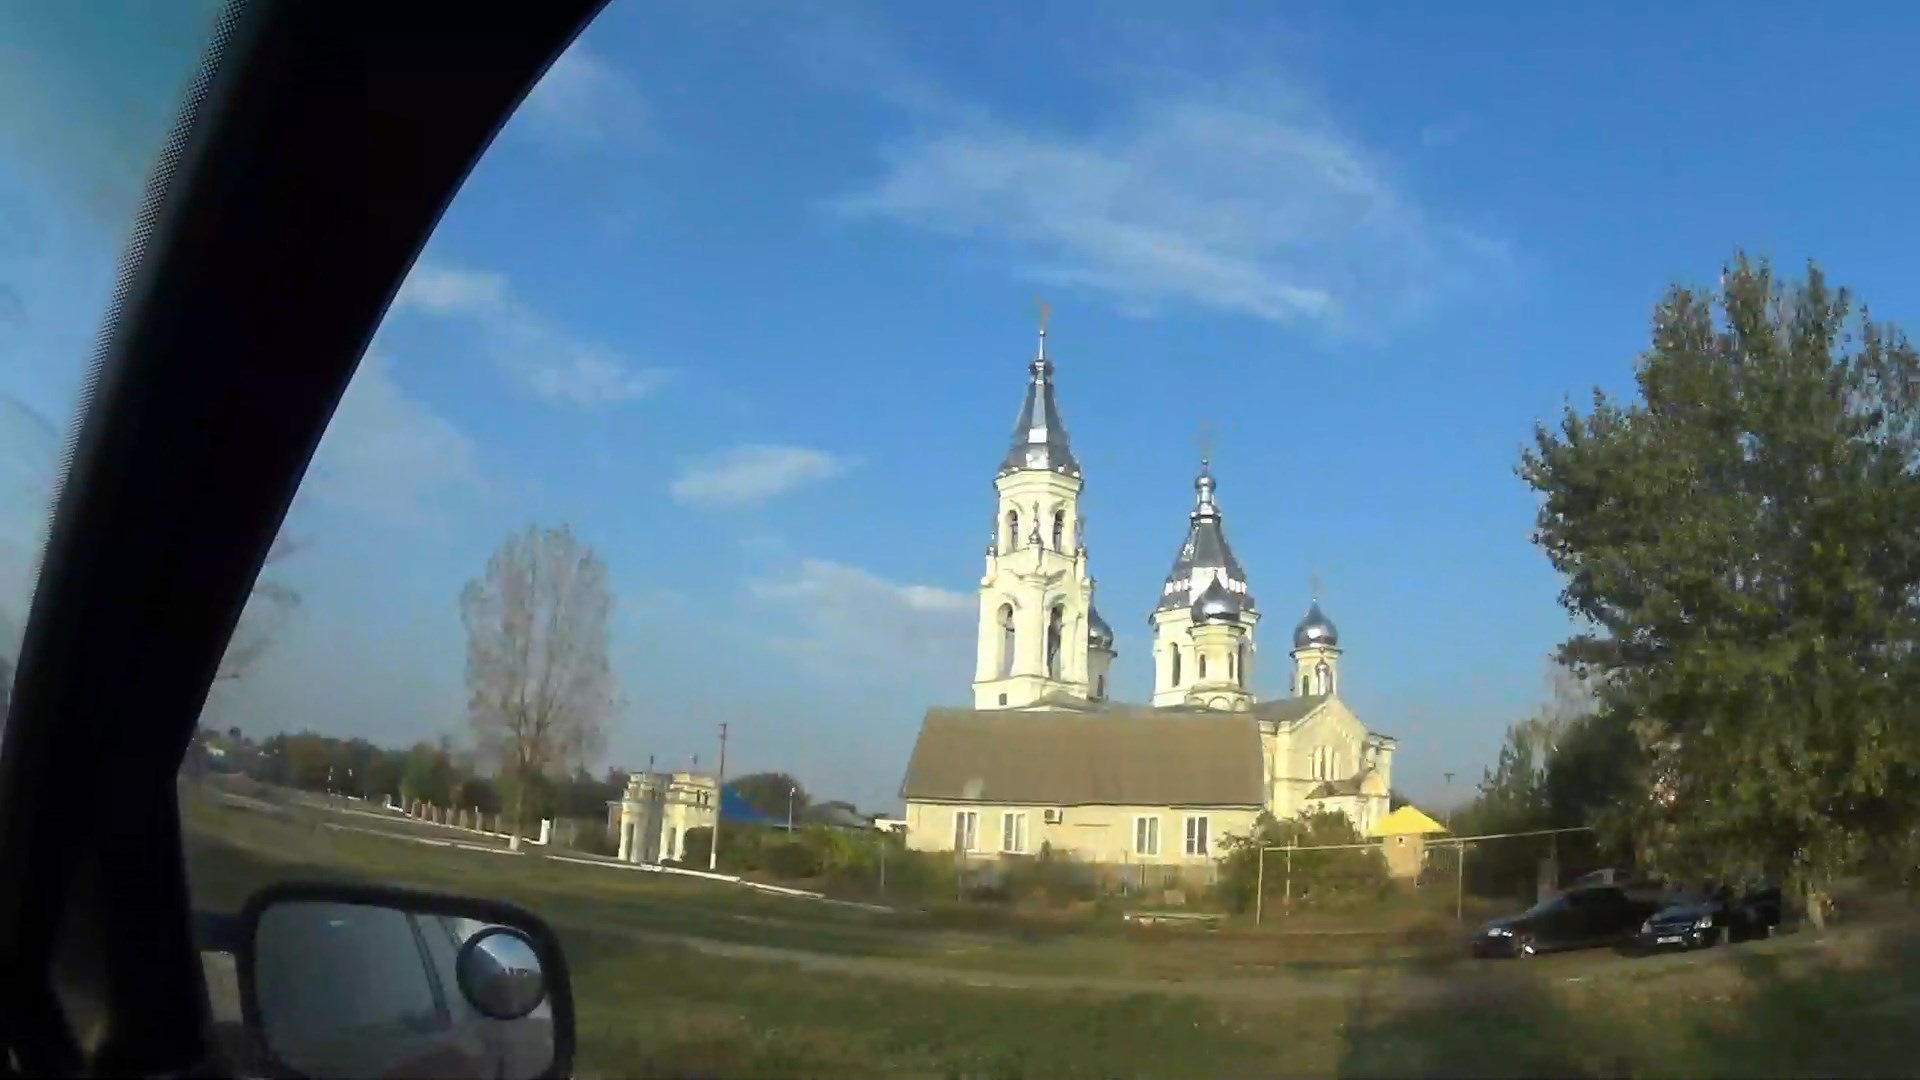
1217, 810, 1389, 913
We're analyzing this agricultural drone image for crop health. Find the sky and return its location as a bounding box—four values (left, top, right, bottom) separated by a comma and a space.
6, 1, 1920, 813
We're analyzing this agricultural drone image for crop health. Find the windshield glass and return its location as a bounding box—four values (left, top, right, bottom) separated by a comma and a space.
10, 3, 1920, 1079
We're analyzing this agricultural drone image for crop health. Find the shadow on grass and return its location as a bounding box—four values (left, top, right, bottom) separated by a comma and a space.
1332, 923, 1920, 1079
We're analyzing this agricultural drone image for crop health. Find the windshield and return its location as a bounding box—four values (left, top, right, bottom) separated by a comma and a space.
9, 3, 1920, 1079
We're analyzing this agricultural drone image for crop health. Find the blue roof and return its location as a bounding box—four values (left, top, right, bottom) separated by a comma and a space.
720, 785, 780, 827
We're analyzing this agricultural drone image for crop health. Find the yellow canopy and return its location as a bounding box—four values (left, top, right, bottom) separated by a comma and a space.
1368, 804, 1447, 838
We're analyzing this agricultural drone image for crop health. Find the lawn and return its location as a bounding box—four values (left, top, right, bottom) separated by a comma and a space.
183, 786, 1920, 1078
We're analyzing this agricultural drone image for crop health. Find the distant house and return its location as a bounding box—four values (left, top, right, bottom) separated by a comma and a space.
1367, 804, 1448, 879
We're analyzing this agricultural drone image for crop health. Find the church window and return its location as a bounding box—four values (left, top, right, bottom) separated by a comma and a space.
1300, 675, 1311, 696
1227, 652, 1235, 682
1316, 661, 1333, 696
1171, 648, 1182, 686
1046, 606, 1063, 678
953, 810, 979, 852
1133, 815, 1161, 857
1238, 643, 1249, 687
1096, 673, 1106, 699
998, 604, 1016, 678
1198, 654, 1208, 680
1051, 510, 1066, 551
1184, 815, 1211, 856
1001, 812, 1028, 854
1004, 509, 1019, 554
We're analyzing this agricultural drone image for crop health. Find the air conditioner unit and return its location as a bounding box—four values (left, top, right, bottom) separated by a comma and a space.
1042, 808, 1064, 825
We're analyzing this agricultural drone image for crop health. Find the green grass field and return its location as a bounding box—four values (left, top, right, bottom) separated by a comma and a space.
183, 787, 1920, 1078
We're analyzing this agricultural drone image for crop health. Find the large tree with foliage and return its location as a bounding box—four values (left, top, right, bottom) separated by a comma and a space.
461, 524, 617, 840
1519, 254, 1920, 920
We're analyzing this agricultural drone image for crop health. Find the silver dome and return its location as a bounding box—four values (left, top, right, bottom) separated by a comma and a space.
1087, 604, 1115, 651
1292, 601, 1338, 649
1190, 578, 1244, 625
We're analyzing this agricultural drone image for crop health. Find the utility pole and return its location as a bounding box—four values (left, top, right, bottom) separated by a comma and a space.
708, 722, 728, 871
787, 784, 796, 833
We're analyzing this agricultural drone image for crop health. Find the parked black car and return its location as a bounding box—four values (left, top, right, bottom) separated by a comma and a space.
1471, 884, 1663, 958
1633, 880, 1784, 952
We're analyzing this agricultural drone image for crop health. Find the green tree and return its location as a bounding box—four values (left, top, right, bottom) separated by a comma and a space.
1519, 254, 1920, 922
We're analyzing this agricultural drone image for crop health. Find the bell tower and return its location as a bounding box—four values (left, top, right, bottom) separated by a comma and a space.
973, 304, 1105, 709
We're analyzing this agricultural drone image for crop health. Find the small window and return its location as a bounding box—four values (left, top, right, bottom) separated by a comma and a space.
1184, 815, 1210, 856
953, 810, 979, 852
1095, 673, 1106, 699
997, 692, 1008, 706
1005, 509, 1020, 554
1227, 652, 1236, 682
1002, 811, 1028, 854
1198, 654, 1208, 680
1051, 510, 1066, 551
1171, 649, 1182, 686
1300, 675, 1310, 696
1133, 815, 1161, 857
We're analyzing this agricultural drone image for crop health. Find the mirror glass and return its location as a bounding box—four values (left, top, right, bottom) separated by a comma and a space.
250, 900, 555, 1080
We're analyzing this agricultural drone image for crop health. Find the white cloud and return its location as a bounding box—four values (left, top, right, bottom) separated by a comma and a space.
394, 260, 669, 408
747, 557, 974, 684
670, 445, 856, 508
305, 353, 489, 527
520, 45, 650, 148
836, 74, 1512, 334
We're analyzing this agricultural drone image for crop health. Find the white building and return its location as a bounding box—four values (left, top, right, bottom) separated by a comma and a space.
901, 316, 1397, 865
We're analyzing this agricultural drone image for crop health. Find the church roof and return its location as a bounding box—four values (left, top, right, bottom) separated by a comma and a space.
901, 707, 1265, 808
1156, 461, 1255, 613
997, 326, 1080, 478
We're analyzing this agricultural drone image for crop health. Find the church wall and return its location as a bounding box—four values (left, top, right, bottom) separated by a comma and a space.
905, 799, 1261, 866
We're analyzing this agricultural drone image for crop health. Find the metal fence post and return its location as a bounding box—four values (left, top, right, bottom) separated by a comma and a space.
1255, 847, 1266, 925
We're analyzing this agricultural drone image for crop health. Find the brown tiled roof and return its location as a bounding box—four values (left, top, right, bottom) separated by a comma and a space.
900, 707, 1265, 807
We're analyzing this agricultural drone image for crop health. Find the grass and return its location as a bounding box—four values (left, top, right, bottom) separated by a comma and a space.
184, 784, 1920, 1078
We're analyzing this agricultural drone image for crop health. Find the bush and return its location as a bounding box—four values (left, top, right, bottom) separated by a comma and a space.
1217, 810, 1389, 913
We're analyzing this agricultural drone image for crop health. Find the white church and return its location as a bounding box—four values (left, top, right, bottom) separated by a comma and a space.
899, 318, 1397, 867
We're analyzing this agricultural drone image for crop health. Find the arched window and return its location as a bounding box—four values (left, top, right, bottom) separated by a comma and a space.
1316, 660, 1333, 696
1171, 648, 1182, 686
1300, 675, 1310, 696
1096, 673, 1106, 699
1004, 510, 1020, 554
1238, 643, 1249, 687
998, 604, 1016, 678
1046, 606, 1063, 678
1198, 654, 1208, 680
1051, 510, 1066, 551
1227, 652, 1235, 683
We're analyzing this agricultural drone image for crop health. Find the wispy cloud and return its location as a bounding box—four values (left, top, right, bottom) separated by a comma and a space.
670, 445, 856, 508
394, 260, 669, 408
519, 44, 650, 149
747, 557, 974, 685
305, 353, 489, 528
835, 69, 1513, 335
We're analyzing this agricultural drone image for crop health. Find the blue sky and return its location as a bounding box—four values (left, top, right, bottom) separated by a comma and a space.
7, 1, 1920, 813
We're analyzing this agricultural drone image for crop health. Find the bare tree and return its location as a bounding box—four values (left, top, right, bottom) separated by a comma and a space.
215, 531, 304, 683
460, 524, 616, 840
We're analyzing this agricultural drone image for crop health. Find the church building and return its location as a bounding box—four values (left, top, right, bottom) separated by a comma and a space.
899, 317, 1396, 866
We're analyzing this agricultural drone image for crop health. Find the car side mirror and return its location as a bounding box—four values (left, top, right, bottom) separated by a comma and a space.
234, 881, 574, 1080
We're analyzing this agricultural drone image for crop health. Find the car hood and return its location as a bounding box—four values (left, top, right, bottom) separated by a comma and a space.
1650, 901, 1715, 921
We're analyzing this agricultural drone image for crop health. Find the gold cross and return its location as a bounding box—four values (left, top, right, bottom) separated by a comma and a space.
1310, 570, 1325, 601
1198, 420, 1216, 464
1036, 297, 1052, 335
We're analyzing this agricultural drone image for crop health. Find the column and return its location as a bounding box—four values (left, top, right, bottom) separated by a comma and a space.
616, 805, 633, 861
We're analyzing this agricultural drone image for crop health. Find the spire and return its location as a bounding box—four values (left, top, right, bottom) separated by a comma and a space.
1156, 454, 1255, 613
998, 300, 1080, 478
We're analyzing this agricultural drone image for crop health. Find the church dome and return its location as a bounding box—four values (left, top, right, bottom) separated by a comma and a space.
1293, 600, 1339, 649
1190, 577, 1244, 625
1088, 604, 1115, 651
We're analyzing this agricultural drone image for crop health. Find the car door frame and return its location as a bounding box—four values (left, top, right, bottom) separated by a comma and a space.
0, 0, 606, 1073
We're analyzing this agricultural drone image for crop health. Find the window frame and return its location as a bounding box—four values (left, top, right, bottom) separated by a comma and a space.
1132, 814, 1161, 857
1184, 814, 1210, 857
953, 809, 979, 853
1001, 810, 1028, 854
